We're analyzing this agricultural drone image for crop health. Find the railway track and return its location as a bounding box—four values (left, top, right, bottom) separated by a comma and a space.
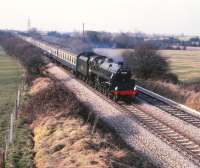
68, 71, 200, 166
123, 104, 200, 167
138, 91, 200, 128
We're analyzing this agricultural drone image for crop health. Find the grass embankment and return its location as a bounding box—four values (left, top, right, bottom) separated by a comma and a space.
0, 47, 22, 147
160, 50, 200, 82
24, 77, 154, 168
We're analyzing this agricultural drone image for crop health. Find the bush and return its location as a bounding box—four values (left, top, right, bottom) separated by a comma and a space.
181, 80, 200, 92
123, 43, 178, 82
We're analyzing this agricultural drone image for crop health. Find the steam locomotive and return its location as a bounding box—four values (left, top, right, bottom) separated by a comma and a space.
76, 52, 138, 102
20, 36, 138, 102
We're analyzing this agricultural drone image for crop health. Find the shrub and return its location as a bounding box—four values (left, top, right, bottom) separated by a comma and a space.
123, 43, 178, 82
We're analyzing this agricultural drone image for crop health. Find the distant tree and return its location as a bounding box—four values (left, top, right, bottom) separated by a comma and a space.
86, 31, 99, 43
123, 42, 178, 83
47, 31, 62, 38
113, 33, 144, 48
85, 31, 112, 47
27, 28, 41, 39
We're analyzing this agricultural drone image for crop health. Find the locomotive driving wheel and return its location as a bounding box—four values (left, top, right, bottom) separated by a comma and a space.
113, 94, 118, 102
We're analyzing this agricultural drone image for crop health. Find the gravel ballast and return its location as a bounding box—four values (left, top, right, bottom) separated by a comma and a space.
136, 97, 200, 142
45, 63, 199, 168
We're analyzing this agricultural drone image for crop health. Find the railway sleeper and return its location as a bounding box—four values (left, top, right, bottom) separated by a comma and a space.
176, 139, 191, 143
186, 145, 200, 150
181, 116, 196, 119
189, 149, 200, 153
156, 127, 171, 131
175, 114, 189, 117
170, 136, 185, 140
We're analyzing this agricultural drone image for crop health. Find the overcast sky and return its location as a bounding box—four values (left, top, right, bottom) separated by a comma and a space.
0, 0, 199, 35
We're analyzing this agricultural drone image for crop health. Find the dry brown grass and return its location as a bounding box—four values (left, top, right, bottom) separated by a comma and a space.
140, 80, 200, 112
24, 77, 154, 168
29, 77, 52, 95
139, 80, 188, 103
185, 93, 200, 111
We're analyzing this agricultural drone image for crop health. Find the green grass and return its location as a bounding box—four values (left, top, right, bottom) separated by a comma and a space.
0, 47, 22, 147
0, 47, 34, 168
160, 50, 200, 82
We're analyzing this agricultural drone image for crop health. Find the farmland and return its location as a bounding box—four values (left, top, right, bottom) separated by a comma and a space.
160, 50, 200, 82
95, 48, 200, 82
0, 47, 22, 147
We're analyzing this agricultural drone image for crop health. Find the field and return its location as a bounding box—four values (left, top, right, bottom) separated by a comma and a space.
160, 50, 200, 82
0, 47, 22, 147
95, 48, 200, 82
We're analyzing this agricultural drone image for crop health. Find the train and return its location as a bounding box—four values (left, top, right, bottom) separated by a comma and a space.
19, 35, 138, 102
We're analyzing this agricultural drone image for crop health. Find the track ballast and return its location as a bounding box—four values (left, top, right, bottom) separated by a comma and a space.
138, 92, 200, 128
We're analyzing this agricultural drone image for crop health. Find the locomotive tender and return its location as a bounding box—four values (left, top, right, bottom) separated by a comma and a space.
20, 35, 138, 102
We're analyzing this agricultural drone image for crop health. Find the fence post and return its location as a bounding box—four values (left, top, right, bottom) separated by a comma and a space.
4, 135, 8, 161
17, 88, 20, 108
9, 113, 14, 144
15, 87, 21, 118
3, 80, 24, 166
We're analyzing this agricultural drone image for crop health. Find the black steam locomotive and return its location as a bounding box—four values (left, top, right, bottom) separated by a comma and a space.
76, 52, 138, 102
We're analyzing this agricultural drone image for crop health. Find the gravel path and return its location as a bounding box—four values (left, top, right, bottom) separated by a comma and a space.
46, 63, 199, 168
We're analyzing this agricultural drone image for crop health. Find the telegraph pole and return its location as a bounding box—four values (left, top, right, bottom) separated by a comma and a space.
82, 23, 85, 41
27, 17, 31, 31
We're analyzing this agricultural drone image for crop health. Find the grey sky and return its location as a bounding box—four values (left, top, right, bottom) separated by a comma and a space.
0, 0, 200, 35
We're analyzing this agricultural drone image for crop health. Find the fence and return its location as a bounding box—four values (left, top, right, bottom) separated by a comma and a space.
1, 79, 24, 168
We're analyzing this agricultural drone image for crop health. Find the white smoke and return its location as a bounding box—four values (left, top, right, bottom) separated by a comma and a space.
93, 48, 124, 63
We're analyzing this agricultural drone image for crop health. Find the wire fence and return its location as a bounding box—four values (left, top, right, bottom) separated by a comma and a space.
0, 78, 25, 168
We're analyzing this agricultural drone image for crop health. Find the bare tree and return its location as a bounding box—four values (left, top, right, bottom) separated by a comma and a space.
123, 43, 178, 83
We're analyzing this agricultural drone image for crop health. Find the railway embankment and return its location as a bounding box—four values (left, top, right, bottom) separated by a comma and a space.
26, 77, 154, 168
45, 62, 199, 168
